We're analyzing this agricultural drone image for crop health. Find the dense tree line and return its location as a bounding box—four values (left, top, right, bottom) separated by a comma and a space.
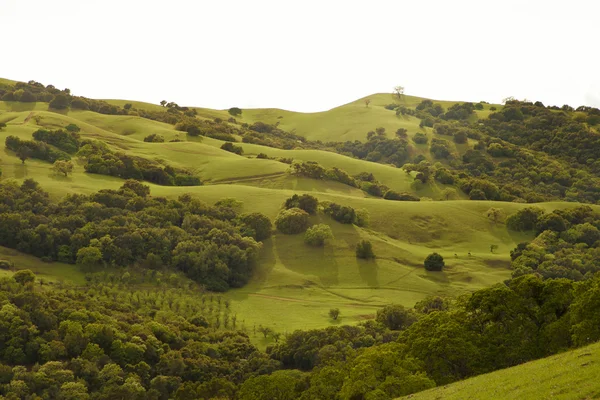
77, 141, 202, 187
507, 205, 600, 280
0, 272, 282, 400
331, 128, 410, 167
0, 179, 270, 291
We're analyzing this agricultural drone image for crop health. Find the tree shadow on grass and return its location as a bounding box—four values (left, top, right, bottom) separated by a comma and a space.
14, 163, 28, 179
357, 258, 379, 287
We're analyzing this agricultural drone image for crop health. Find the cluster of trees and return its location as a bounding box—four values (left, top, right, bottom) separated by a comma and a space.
4, 267, 600, 399
220, 142, 243, 155
332, 127, 410, 166
78, 141, 202, 186
32, 126, 81, 153
5, 135, 71, 164
275, 194, 368, 245
507, 205, 600, 280
143, 134, 165, 143
0, 271, 285, 400
0, 179, 274, 291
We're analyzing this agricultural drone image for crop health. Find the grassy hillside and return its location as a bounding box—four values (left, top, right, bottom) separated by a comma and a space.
191, 93, 501, 142
0, 89, 589, 342
399, 341, 600, 400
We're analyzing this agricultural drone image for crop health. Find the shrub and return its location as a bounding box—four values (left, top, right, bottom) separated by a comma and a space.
275, 208, 310, 234
424, 253, 444, 271
413, 132, 428, 144
321, 202, 356, 224
221, 142, 243, 155
144, 134, 165, 143
284, 194, 319, 214
383, 190, 420, 201
356, 240, 375, 259
241, 212, 273, 241
228, 107, 242, 116
376, 304, 417, 330
49, 94, 70, 110
304, 224, 333, 246
256, 153, 269, 159
506, 207, 545, 231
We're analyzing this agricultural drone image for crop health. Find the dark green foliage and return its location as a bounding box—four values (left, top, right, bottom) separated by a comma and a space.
383, 190, 420, 201
321, 202, 357, 224
284, 194, 319, 214
256, 153, 269, 159
274, 208, 310, 234
412, 132, 428, 144
221, 142, 244, 155
6, 135, 71, 163
424, 253, 444, 271
291, 161, 325, 179
334, 132, 410, 167
376, 304, 418, 330
430, 138, 452, 159
0, 272, 281, 400
240, 213, 273, 241
329, 308, 340, 320
32, 128, 81, 153
49, 93, 70, 109
78, 141, 201, 186
304, 224, 333, 247
143, 133, 165, 143
356, 240, 375, 259
228, 107, 242, 116
506, 207, 545, 231
510, 206, 600, 280
0, 180, 258, 291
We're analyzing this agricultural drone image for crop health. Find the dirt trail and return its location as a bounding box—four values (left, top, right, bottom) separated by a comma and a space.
22, 112, 35, 124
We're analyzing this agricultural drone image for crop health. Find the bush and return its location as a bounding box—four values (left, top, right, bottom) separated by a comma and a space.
49, 94, 70, 110
275, 208, 310, 234
304, 224, 333, 246
284, 194, 319, 214
241, 212, 273, 241
413, 132, 428, 144
383, 190, 420, 201
321, 202, 356, 224
356, 240, 375, 259
228, 107, 242, 116
256, 153, 269, 159
144, 134, 165, 143
221, 142, 243, 155
376, 304, 417, 330
424, 253, 444, 271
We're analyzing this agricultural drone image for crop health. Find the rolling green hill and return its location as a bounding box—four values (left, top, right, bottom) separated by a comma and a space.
2, 77, 600, 400
398, 341, 600, 400
190, 93, 501, 142
0, 95, 592, 338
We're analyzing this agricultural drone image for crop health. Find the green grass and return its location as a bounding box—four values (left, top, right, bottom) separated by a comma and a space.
0, 246, 85, 285
193, 93, 502, 142
399, 341, 600, 400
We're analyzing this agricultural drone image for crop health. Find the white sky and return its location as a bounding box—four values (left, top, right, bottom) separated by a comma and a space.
2, 0, 599, 112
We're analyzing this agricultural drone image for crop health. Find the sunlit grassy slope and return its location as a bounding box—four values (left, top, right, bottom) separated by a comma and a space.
399, 341, 600, 400
191, 93, 502, 142
0, 94, 576, 340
